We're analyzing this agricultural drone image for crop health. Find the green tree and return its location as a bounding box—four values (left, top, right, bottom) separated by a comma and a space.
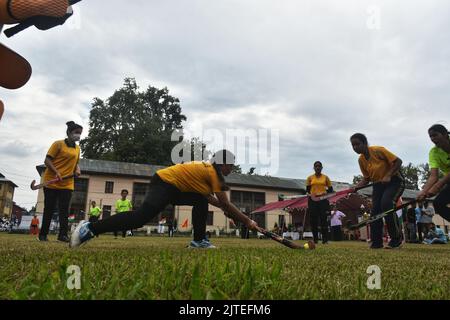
353, 175, 364, 185
401, 163, 420, 190
81, 78, 187, 165
232, 165, 243, 174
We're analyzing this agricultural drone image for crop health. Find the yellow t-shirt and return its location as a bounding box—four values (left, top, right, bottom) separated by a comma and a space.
157, 162, 223, 195
43, 140, 80, 191
306, 174, 332, 196
358, 146, 399, 183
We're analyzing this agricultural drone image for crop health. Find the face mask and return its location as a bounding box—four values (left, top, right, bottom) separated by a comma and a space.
71, 133, 81, 142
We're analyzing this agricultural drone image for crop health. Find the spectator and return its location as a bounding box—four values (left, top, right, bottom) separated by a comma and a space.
167, 217, 175, 237
423, 223, 448, 245
272, 223, 280, 235
419, 201, 435, 238
406, 204, 419, 243
416, 203, 426, 242
158, 217, 166, 234
330, 206, 346, 241
30, 215, 40, 236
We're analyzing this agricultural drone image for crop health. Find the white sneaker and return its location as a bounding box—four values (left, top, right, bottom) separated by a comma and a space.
70, 221, 94, 248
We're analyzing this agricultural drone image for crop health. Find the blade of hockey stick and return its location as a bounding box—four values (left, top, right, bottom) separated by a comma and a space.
260, 229, 315, 250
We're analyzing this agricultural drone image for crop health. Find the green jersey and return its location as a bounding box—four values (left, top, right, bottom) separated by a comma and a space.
115, 199, 133, 214
89, 206, 101, 217
429, 146, 450, 175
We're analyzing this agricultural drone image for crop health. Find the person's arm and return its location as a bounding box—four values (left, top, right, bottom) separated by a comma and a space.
44, 156, 62, 181
355, 176, 371, 189
212, 192, 259, 231
417, 168, 440, 200
45, 141, 63, 180
381, 157, 403, 184
75, 164, 81, 177
427, 172, 450, 198
326, 176, 334, 194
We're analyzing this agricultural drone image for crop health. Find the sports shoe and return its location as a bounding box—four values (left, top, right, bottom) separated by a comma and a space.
37, 235, 48, 242
189, 239, 217, 249
370, 243, 384, 249
70, 221, 94, 248
385, 240, 402, 249
57, 235, 70, 243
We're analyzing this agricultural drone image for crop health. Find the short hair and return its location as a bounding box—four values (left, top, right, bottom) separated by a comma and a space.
121, 189, 129, 194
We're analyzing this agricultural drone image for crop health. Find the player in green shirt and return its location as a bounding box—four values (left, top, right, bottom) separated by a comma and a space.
88, 201, 102, 238
418, 124, 450, 223
114, 190, 133, 238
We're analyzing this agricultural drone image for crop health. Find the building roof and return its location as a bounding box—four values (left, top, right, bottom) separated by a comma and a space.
35, 159, 419, 197
225, 174, 306, 191
37, 159, 166, 179
0, 173, 18, 188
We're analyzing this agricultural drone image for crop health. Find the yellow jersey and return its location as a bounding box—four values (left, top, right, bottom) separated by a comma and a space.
358, 146, 399, 183
157, 162, 223, 195
43, 140, 80, 191
306, 174, 332, 196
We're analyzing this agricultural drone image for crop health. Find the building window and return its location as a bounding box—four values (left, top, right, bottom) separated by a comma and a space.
102, 206, 112, 219
230, 191, 266, 213
253, 213, 266, 229
132, 182, 150, 210
207, 211, 214, 226
105, 181, 114, 194
70, 178, 89, 221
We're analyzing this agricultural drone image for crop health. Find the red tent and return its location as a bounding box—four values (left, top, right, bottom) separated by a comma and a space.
252, 193, 353, 213
252, 196, 308, 213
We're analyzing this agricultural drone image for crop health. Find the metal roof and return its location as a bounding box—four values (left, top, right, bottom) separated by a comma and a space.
35, 159, 420, 196
0, 177, 18, 188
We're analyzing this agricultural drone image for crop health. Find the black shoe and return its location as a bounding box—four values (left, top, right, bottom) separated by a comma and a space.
37, 235, 48, 242
385, 240, 402, 249
57, 235, 70, 243
370, 244, 384, 249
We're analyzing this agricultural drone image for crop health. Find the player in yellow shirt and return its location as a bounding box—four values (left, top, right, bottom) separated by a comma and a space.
306, 161, 333, 244
39, 121, 82, 243
417, 124, 450, 223
350, 133, 404, 249
71, 150, 260, 248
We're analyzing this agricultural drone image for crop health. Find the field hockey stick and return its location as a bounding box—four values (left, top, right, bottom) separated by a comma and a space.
348, 199, 421, 230
259, 228, 316, 250
310, 183, 376, 202
30, 174, 75, 190
279, 194, 308, 201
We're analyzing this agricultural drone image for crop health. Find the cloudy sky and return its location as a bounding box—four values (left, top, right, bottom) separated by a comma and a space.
0, 0, 449, 209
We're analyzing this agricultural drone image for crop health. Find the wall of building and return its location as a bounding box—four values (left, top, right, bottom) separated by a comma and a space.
0, 182, 15, 217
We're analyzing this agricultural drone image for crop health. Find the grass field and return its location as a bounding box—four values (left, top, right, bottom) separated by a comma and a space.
0, 233, 449, 300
